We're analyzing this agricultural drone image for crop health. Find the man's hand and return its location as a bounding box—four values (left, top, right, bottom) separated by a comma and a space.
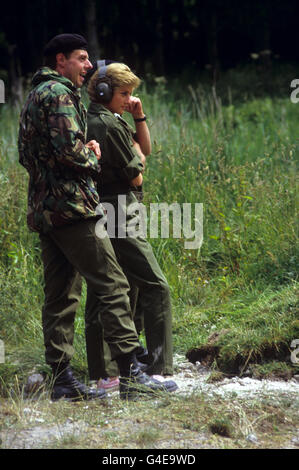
86, 140, 101, 160
125, 97, 145, 120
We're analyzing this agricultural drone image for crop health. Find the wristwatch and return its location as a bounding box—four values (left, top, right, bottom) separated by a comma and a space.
134, 115, 147, 122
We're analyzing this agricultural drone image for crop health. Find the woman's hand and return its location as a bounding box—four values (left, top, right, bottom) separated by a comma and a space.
125, 96, 145, 120
126, 97, 151, 157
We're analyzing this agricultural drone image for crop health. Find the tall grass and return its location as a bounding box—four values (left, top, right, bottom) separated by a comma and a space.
0, 72, 298, 385
141, 82, 298, 370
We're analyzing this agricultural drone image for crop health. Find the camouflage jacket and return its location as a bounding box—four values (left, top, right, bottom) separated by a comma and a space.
18, 67, 101, 233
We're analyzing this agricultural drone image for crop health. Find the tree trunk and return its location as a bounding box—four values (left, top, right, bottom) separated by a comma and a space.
85, 0, 101, 62
207, 12, 220, 84
153, 0, 165, 75
8, 45, 23, 107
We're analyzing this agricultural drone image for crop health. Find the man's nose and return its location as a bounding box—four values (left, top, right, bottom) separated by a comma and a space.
86, 60, 93, 70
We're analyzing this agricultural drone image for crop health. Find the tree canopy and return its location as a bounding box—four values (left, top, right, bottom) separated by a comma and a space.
0, 0, 298, 84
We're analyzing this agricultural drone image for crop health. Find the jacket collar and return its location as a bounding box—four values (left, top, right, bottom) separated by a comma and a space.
32, 66, 81, 98
87, 101, 113, 116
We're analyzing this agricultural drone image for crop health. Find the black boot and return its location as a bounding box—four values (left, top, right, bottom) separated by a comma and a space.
116, 352, 178, 400
51, 363, 106, 401
135, 343, 150, 365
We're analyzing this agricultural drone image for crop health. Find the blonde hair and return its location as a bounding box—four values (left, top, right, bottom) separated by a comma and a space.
87, 62, 141, 103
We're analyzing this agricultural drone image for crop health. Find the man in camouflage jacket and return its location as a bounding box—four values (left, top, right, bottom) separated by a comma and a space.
18, 65, 101, 233
18, 34, 162, 401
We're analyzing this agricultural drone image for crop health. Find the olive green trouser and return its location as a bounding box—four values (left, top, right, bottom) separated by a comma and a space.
85, 234, 174, 378
39, 218, 139, 366
85, 282, 142, 379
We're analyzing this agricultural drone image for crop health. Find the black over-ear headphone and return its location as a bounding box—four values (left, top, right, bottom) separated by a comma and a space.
96, 59, 113, 103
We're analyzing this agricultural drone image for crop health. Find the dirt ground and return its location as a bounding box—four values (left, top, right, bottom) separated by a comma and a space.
1, 355, 298, 450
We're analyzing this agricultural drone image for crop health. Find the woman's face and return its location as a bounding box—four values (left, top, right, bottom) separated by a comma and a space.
106, 85, 134, 115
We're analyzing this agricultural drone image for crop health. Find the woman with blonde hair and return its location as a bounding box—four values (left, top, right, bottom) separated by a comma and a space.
84, 61, 177, 398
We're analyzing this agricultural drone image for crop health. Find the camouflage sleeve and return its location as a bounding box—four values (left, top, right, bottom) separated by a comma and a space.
47, 92, 100, 175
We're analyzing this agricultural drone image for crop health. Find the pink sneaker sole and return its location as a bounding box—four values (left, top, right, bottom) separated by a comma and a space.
97, 377, 120, 391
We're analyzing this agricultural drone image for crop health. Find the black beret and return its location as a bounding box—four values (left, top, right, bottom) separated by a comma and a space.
43, 33, 88, 57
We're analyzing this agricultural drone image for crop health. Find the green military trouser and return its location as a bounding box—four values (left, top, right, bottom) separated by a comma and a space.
39, 218, 139, 366
85, 282, 142, 379
85, 192, 174, 378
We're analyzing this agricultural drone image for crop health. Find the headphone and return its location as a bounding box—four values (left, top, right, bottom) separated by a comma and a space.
96, 59, 114, 103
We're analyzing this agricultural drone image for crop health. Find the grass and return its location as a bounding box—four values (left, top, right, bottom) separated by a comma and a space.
1, 70, 298, 374
1, 390, 298, 449
0, 66, 298, 448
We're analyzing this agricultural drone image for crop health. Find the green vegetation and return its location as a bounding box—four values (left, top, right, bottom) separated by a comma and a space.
1, 391, 298, 448
0, 70, 298, 390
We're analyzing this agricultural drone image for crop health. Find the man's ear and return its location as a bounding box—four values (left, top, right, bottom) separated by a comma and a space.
56, 52, 66, 67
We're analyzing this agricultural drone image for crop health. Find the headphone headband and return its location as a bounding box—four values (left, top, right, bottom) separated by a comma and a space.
97, 59, 108, 79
